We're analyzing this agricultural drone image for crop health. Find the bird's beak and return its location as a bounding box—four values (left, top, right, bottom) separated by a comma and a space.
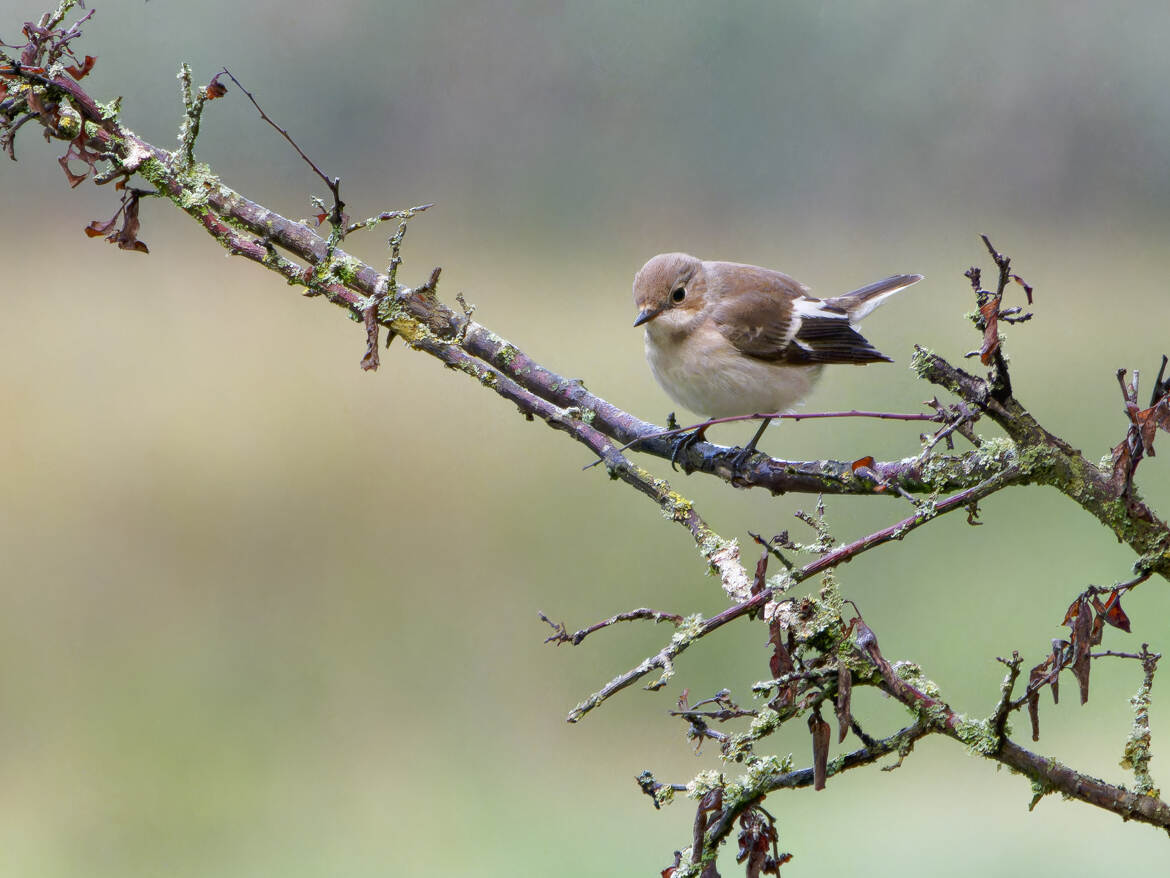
633, 306, 660, 328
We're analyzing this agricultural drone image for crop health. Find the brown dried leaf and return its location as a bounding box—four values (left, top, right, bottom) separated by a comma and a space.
1026, 659, 1051, 741
108, 191, 149, 254
1100, 589, 1132, 633
83, 217, 115, 238
835, 666, 852, 744
58, 153, 88, 187
769, 619, 794, 682
26, 88, 46, 117
753, 550, 768, 596
64, 54, 96, 80
1011, 273, 1034, 304
1071, 599, 1092, 704
1051, 640, 1066, 704
1110, 435, 1135, 487
1132, 397, 1170, 457
1090, 613, 1105, 647
809, 711, 831, 791
979, 297, 1001, 365
360, 304, 381, 371
205, 74, 228, 99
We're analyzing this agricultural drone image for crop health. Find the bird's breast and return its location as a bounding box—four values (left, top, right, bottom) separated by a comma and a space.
644, 322, 823, 418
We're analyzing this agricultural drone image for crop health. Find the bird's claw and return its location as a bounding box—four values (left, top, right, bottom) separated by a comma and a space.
668, 425, 707, 472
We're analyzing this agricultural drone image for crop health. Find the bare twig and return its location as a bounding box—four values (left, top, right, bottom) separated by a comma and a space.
538, 608, 685, 646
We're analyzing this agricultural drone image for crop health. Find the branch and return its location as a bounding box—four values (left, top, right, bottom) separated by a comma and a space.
859, 625, 1170, 830
913, 347, 1170, 578
0, 43, 1034, 505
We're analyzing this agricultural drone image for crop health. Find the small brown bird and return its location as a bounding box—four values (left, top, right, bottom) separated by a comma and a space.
632, 252, 922, 461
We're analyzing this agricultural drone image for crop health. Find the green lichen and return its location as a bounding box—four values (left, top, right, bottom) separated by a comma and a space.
685, 770, 724, 799
495, 343, 518, 367
330, 254, 362, 285
95, 96, 122, 121
653, 783, 675, 808
892, 661, 942, 701
909, 346, 937, 379
1028, 776, 1055, 811
1120, 672, 1159, 797
670, 614, 705, 647
952, 716, 1002, 756
721, 732, 754, 764
748, 707, 781, 737
56, 104, 82, 138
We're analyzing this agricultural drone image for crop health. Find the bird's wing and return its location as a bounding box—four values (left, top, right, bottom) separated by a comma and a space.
711, 266, 891, 365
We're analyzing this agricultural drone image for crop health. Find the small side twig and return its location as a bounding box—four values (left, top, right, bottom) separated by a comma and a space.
220, 67, 346, 232
538, 608, 684, 646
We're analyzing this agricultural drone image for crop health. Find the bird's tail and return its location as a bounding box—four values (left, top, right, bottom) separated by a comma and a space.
825, 273, 923, 322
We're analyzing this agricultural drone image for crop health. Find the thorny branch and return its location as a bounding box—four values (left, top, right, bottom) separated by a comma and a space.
5, 6, 1170, 875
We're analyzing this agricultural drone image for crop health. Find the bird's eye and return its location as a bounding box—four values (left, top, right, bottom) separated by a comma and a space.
671, 287, 686, 303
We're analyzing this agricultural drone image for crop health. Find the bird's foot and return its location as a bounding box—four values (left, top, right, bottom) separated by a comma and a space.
721, 416, 775, 482
668, 422, 708, 472
665, 414, 714, 472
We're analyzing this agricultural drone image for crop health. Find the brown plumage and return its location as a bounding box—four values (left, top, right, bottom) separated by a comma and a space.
633, 252, 921, 419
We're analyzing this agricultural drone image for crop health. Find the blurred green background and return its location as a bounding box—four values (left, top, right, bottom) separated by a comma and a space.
3, 1, 1170, 875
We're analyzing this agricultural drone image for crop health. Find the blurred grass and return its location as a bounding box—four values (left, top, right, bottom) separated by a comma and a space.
3, 1, 1170, 875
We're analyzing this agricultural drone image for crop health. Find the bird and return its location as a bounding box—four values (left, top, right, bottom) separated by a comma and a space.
632, 252, 922, 468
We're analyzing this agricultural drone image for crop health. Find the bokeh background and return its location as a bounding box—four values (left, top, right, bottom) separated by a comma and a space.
3, 1, 1170, 875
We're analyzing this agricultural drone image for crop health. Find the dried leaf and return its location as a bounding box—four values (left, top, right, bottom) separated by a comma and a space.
1011, 273, 1034, 304
361, 303, 381, 371
1089, 613, 1105, 647
64, 54, 96, 80
205, 74, 228, 99
1027, 688, 1041, 741
58, 153, 88, 187
978, 297, 1001, 365
769, 619, 794, 682
1132, 397, 1170, 457
1071, 599, 1092, 704
1100, 589, 1132, 633
1051, 640, 1066, 704
1026, 658, 1051, 741
58, 134, 103, 188
809, 711, 831, 791
83, 217, 115, 238
736, 810, 778, 878
107, 191, 149, 254
835, 666, 852, 744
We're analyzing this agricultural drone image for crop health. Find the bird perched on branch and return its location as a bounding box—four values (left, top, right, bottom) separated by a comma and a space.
632, 252, 922, 467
